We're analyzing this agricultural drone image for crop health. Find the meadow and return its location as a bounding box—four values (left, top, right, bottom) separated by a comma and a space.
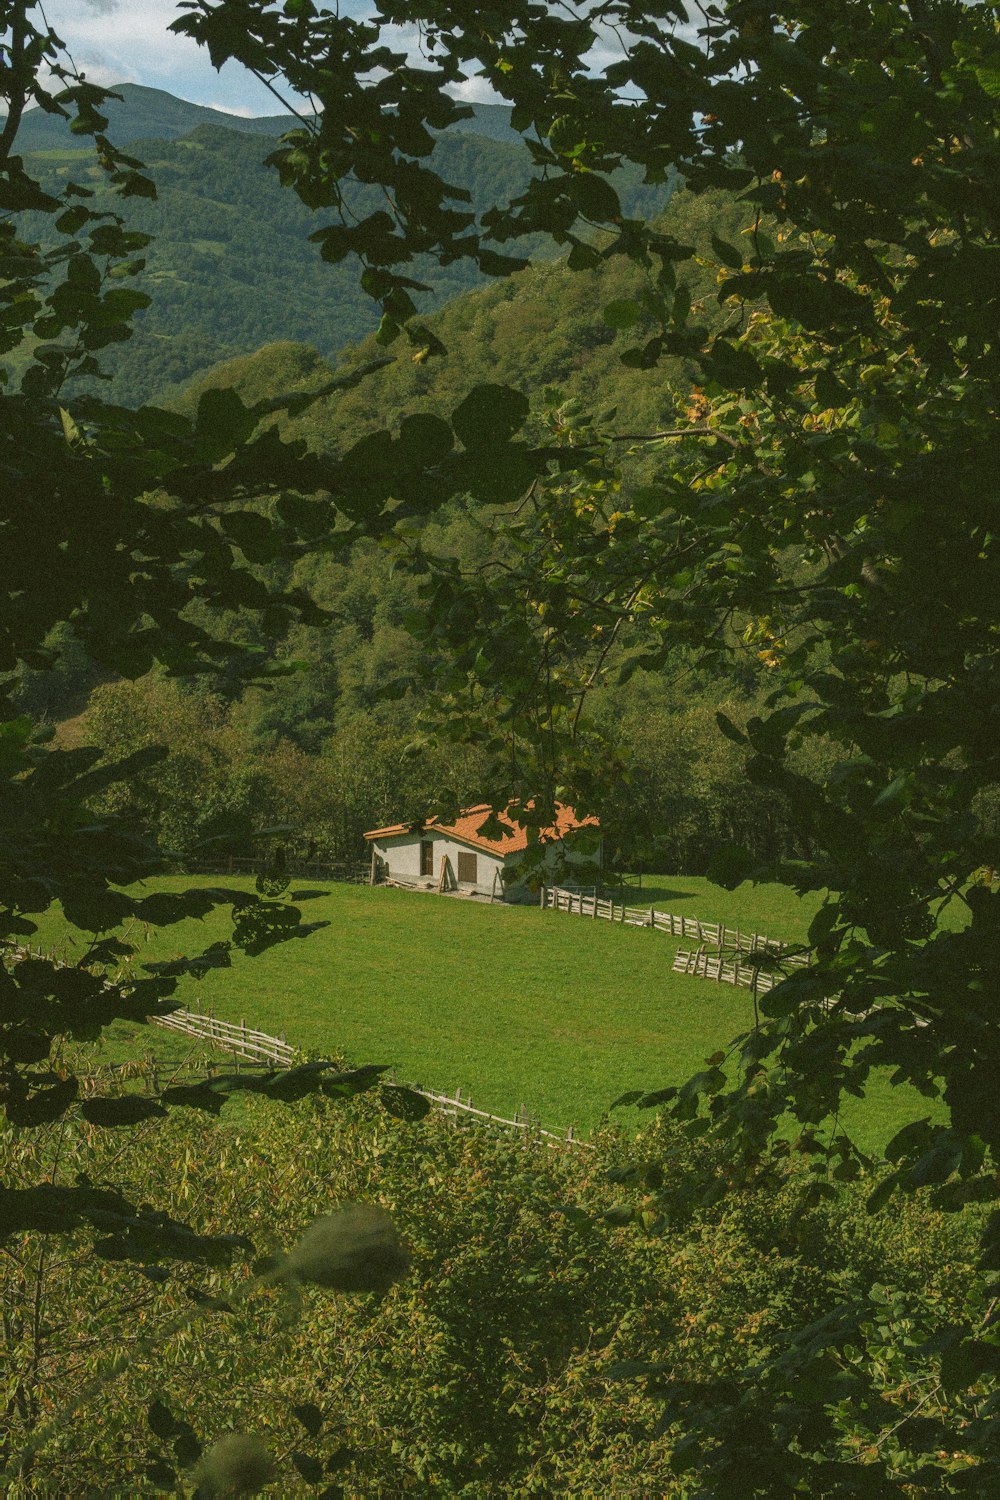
36, 874, 943, 1152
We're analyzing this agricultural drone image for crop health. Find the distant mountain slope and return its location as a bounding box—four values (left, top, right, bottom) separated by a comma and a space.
8, 82, 527, 152
13, 91, 670, 406
8, 82, 298, 150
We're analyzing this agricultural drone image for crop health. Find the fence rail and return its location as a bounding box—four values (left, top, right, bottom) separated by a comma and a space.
542, 884, 805, 956
403, 1082, 589, 1149
149, 1009, 584, 1146
672, 945, 779, 993
151, 1008, 298, 1066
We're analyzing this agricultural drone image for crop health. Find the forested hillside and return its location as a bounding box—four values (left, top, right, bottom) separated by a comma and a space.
19, 180, 836, 874
13, 87, 669, 404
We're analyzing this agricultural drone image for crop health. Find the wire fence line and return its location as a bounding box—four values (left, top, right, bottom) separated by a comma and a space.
187, 856, 370, 884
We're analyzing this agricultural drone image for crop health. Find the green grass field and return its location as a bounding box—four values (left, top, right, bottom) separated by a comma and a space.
33, 874, 945, 1152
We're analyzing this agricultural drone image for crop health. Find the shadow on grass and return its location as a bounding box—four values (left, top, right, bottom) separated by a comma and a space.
620, 884, 700, 906
290, 888, 333, 902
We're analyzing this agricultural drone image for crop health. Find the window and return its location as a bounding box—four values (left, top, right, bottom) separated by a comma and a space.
420, 841, 434, 877
457, 851, 477, 884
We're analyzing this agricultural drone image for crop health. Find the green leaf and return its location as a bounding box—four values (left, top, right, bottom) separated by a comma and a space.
452, 384, 529, 450
973, 62, 1000, 99
148, 1398, 180, 1440
569, 171, 620, 222
398, 413, 453, 466
195, 387, 257, 459
610, 1090, 645, 1109
710, 233, 743, 269
379, 1084, 432, 1121
908, 1133, 963, 1188
704, 338, 764, 391
292, 1451, 325, 1484
292, 1402, 325, 1437
716, 711, 747, 745
706, 845, 754, 890
866, 1168, 904, 1215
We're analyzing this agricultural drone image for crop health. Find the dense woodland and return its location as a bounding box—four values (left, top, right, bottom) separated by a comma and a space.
13, 173, 832, 873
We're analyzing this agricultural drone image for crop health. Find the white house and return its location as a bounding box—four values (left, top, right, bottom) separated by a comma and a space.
363, 802, 602, 902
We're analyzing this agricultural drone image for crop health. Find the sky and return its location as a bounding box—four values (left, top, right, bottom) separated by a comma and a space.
34, 1, 699, 117
36, 0, 496, 116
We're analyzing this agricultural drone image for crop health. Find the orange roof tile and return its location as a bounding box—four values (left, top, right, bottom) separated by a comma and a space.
364, 802, 599, 857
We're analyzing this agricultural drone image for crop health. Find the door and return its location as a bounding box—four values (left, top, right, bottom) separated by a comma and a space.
420, 841, 434, 877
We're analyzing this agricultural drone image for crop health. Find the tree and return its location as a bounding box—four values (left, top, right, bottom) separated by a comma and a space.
0, 2, 439, 1303
172, 0, 1000, 1488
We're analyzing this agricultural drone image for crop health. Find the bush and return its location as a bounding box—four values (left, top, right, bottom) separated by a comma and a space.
2, 1080, 987, 1494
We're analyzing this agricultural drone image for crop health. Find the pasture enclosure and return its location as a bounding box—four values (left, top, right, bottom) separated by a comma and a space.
540, 884, 811, 994
38, 875, 937, 1150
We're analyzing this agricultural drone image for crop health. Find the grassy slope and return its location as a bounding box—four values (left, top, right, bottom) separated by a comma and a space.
37, 875, 942, 1152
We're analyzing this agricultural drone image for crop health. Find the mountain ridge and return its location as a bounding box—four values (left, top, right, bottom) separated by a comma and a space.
8, 81, 522, 152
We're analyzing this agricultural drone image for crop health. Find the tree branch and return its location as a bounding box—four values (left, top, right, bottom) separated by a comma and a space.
0, 5, 31, 169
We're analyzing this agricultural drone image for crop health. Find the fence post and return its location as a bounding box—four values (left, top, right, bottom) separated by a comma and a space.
592, 894, 598, 918
540, 884, 546, 908
649, 905, 655, 928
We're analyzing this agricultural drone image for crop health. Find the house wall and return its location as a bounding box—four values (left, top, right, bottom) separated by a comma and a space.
369, 830, 603, 902
369, 833, 506, 897
501, 838, 604, 903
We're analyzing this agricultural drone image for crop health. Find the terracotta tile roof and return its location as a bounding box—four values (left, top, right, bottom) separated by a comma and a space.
364, 802, 600, 857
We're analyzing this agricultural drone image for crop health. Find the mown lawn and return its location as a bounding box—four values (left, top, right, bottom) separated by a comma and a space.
36, 874, 944, 1152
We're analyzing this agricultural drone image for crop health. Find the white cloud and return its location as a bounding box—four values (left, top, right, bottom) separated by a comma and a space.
40, 0, 301, 115
34, 0, 705, 119
209, 101, 255, 118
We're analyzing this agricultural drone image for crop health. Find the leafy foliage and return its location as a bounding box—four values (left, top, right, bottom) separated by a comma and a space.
0, 1088, 990, 1493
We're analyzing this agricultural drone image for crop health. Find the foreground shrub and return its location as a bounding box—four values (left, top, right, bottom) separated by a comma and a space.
0, 1081, 988, 1494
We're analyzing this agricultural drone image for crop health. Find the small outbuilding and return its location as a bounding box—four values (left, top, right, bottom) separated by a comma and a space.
364, 802, 601, 903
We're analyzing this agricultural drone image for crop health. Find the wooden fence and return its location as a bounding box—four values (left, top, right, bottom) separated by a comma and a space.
672, 946, 778, 993
541, 884, 806, 963
149, 1008, 585, 1146
399, 1081, 589, 1149
152, 1007, 298, 1067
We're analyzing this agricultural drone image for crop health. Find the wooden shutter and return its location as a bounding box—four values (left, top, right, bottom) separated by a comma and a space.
457, 851, 477, 884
